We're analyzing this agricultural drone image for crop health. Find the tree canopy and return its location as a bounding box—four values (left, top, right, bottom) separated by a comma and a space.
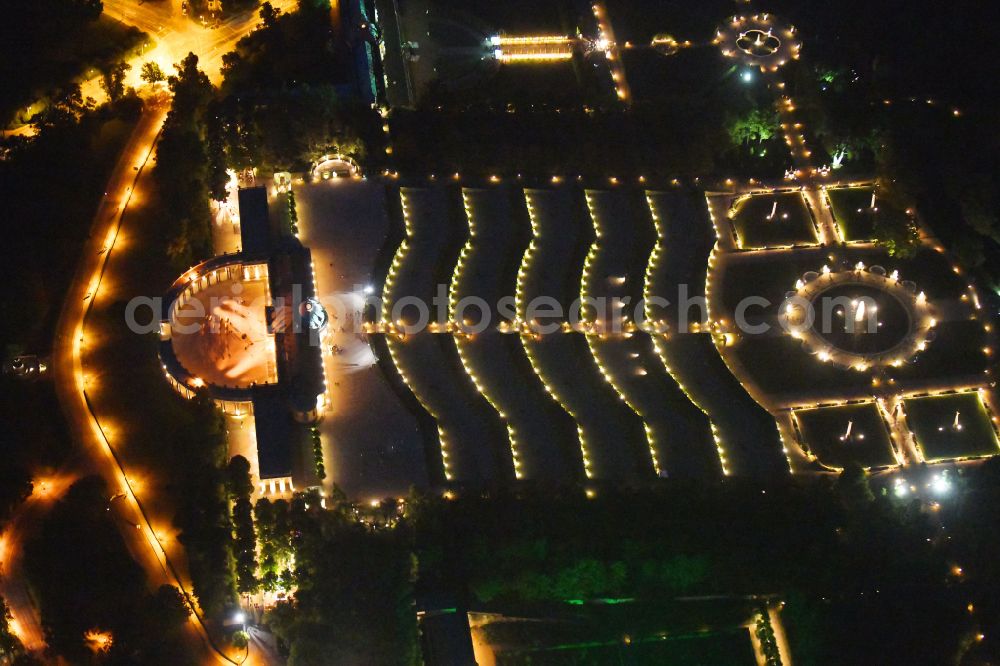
727, 107, 780, 145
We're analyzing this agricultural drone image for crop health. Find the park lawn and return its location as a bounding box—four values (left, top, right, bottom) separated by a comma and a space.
904, 392, 1000, 462
716, 246, 830, 323
387, 331, 512, 483
476, 598, 761, 666
827, 187, 914, 244
524, 331, 649, 480
628, 628, 756, 666
716, 243, 972, 331
794, 403, 897, 469
453, 187, 581, 480
715, 240, 972, 336
645, 190, 714, 297
496, 627, 756, 666
891, 319, 988, 385
519, 188, 648, 480
583, 189, 718, 477
714, 243, 987, 403
893, 245, 972, 301
731, 191, 817, 249
731, 336, 869, 400
657, 335, 785, 476
623, 45, 731, 104
827, 187, 876, 242
384, 187, 512, 483
605, 0, 735, 43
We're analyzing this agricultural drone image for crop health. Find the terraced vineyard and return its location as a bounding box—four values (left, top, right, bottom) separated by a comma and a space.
372, 184, 787, 486
381, 187, 511, 483
518, 187, 645, 481
449, 188, 579, 481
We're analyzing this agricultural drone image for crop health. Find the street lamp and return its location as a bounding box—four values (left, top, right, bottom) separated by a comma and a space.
930, 474, 951, 496
233, 611, 249, 665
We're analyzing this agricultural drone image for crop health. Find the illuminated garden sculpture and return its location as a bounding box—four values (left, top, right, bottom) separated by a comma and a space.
737, 28, 780, 58
716, 13, 802, 72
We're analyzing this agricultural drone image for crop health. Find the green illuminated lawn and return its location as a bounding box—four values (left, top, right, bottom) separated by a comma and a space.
794, 402, 897, 469
731, 191, 817, 248
827, 186, 917, 244
826, 187, 876, 242
493, 627, 756, 666
904, 392, 1000, 461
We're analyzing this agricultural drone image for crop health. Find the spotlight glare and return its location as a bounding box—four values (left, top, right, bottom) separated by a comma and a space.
930, 474, 951, 496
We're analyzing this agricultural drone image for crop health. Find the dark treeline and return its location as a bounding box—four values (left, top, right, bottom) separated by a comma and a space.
765, 0, 1000, 280
263, 491, 420, 666
25, 476, 194, 664
172, 391, 239, 620
0, 92, 143, 351
0, 92, 144, 629
154, 52, 222, 271
218, 0, 382, 172
0, 0, 146, 126
242, 460, 1000, 664
408, 463, 1000, 665
156, 1, 383, 268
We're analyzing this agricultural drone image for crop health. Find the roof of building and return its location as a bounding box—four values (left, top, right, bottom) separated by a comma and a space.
252, 386, 298, 479
238, 186, 272, 256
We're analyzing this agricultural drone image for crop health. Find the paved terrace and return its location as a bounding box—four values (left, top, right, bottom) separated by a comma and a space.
295, 178, 429, 500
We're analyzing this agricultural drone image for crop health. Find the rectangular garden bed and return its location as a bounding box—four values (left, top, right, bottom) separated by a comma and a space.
793, 402, 897, 469
904, 392, 1000, 461
730, 191, 818, 249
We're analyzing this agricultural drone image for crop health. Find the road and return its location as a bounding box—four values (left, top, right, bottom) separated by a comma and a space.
0, 472, 81, 654
102, 0, 297, 85
2, 2, 296, 663
0, 103, 172, 660
49, 100, 235, 664
78, 0, 298, 109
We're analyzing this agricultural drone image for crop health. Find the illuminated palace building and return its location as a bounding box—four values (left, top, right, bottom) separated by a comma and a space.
158, 187, 326, 496
489, 35, 577, 63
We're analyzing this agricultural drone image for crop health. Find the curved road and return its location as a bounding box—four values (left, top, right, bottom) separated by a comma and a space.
0, 472, 80, 653
51, 101, 234, 664
3, 1, 294, 663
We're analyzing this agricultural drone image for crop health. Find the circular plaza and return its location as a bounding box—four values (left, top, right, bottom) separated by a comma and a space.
159, 256, 279, 412
782, 264, 937, 371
